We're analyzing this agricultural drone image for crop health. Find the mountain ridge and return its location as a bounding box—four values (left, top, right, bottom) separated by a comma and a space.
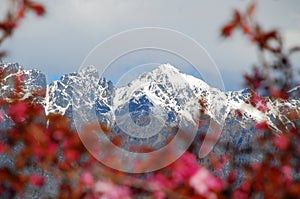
1, 61, 300, 182
1, 62, 299, 134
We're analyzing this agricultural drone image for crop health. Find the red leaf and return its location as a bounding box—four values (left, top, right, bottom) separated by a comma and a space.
221, 23, 236, 37
234, 10, 242, 23
0, 20, 17, 35
30, 4, 45, 16
17, 8, 25, 20
263, 30, 278, 41
25, 1, 45, 16
244, 68, 263, 90
241, 23, 251, 35
270, 89, 288, 99
28, 4, 45, 16
246, 2, 256, 17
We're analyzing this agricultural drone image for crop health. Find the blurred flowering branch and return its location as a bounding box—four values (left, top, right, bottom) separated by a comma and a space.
221, 2, 300, 98
0, 0, 45, 58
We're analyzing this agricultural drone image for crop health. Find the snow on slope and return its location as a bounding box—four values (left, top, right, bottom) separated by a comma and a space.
45, 63, 300, 133
1, 62, 298, 134
112, 63, 276, 130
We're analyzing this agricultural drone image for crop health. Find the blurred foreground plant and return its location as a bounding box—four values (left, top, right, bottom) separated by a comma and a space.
0, 0, 45, 58
221, 2, 300, 98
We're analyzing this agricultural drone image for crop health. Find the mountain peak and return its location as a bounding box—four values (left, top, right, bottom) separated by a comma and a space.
155, 63, 180, 74
79, 65, 98, 77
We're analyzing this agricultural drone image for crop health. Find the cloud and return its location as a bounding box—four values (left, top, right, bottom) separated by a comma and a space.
1, 0, 299, 90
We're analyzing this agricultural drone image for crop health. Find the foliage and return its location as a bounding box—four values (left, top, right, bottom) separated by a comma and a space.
0, 0, 45, 58
221, 2, 300, 98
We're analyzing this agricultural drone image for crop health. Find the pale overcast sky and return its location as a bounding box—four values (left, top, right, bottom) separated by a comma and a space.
1, 0, 300, 90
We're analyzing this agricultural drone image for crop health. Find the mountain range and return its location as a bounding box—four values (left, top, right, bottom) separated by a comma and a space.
0, 61, 300, 197
1, 61, 300, 163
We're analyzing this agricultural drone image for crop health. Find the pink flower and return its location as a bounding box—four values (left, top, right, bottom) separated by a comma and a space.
233, 189, 249, 199
29, 174, 45, 187
282, 165, 292, 185
189, 168, 223, 197
273, 135, 289, 150
153, 191, 165, 199
33, 145, 44, 159
7, 101, 28, 123
148, 173, 173, 199
81, 172, 94, 187
48, 142, 58, 155
148, 173, 173, 191
94, 181, 131, 199
171, 152, 199, 184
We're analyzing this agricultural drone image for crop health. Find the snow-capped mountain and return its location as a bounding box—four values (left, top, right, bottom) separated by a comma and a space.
45, 63, 300, 153
1, 62, 300, 188
1, 62, 300, 149
48, 64, 298, 133
46, 65, 115, 130
0, 62, 47, 130
0, 62, 46, 102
